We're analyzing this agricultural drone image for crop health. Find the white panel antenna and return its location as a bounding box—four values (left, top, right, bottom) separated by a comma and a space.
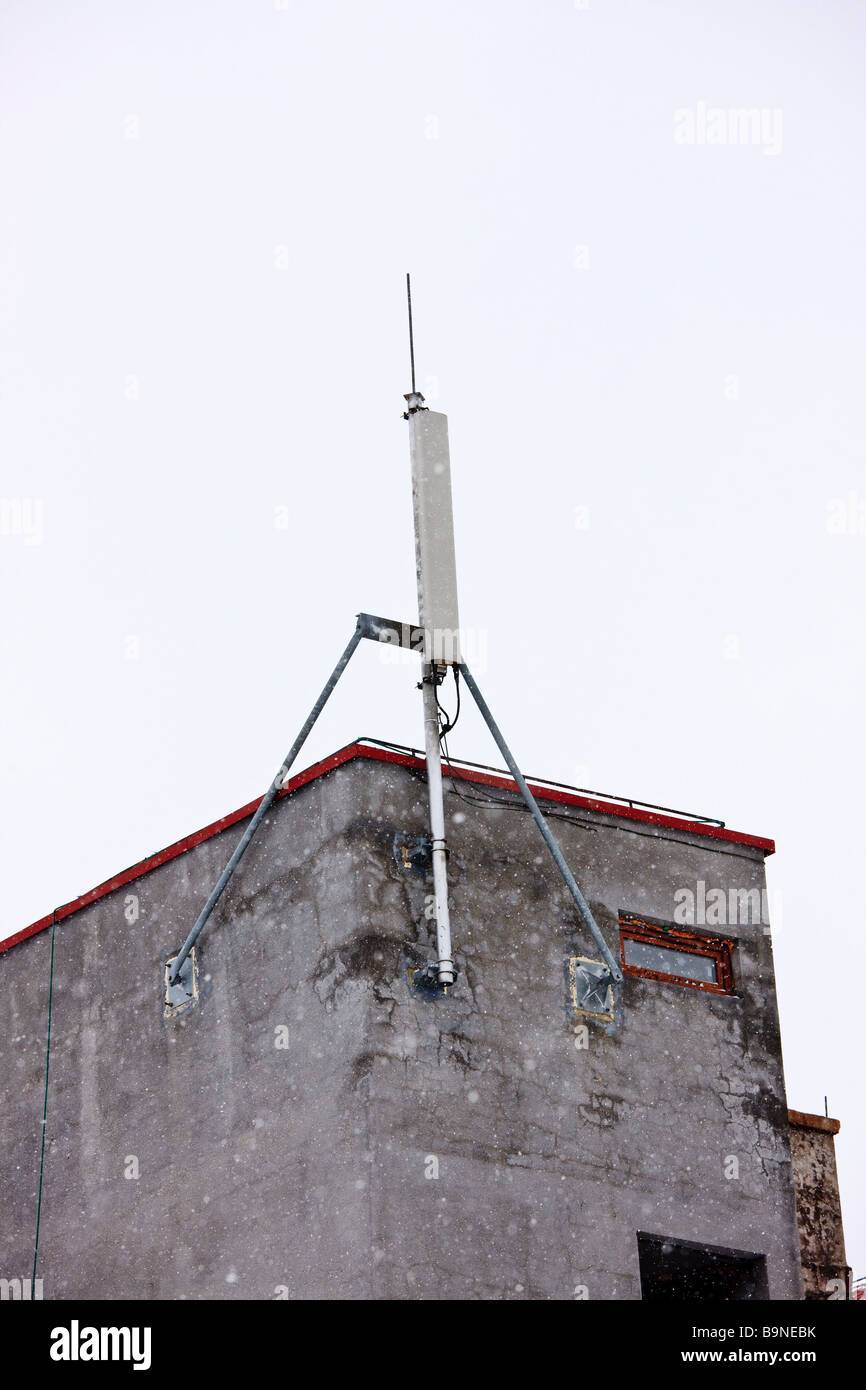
407, 407, 461, 665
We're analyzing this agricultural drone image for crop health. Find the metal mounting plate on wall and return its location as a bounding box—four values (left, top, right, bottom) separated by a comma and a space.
164, 947, 199, 1020
568, 956, 615, 1023
393, 831, 433, 876
409, 959, 458, 995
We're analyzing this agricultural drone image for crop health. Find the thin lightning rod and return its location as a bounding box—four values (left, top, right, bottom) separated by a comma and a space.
406, 272, 416, 394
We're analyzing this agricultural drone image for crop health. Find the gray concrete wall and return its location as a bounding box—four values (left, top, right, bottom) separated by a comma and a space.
1, 754, 803, 1299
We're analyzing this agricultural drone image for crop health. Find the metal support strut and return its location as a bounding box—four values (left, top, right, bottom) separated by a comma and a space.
458, 660, 623, 985
167, 623, 364, 985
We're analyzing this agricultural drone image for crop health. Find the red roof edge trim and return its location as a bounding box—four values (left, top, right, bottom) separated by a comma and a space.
1, 741, 774, 958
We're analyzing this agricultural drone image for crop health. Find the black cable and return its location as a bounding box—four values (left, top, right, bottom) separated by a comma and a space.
434, 666, 461, 737
438, 725, 598, 834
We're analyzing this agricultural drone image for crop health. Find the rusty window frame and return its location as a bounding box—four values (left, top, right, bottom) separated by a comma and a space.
619, 913, 735, 995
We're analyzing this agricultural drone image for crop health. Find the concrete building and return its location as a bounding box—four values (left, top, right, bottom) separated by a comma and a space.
0, 739, 849, 1299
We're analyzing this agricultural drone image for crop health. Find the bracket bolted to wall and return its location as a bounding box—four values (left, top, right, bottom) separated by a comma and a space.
569, 956, 616, 1023
164, 947, 198, 1020
393, 831, 433, 877
410, 960, 458, 994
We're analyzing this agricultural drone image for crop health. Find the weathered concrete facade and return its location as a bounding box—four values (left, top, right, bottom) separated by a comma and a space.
2, 746, 807, 1299
788, 1110, 850, 1299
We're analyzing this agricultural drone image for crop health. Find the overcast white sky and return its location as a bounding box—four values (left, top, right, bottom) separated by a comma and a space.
2, 0, 864, 1283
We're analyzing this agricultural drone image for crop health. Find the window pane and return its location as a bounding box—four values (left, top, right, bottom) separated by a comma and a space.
624, 937, 717, 984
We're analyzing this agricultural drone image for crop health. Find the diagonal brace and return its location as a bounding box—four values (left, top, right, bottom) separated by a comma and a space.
167, 622, 364, 985
458, 661, 623, 984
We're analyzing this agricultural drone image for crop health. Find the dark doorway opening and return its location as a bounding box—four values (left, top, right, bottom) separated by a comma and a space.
638, 1232, 769, 1300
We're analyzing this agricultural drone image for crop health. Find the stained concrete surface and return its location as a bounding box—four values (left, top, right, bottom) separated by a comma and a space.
1, 754, 804, 1299
788, 1111, 849, 1299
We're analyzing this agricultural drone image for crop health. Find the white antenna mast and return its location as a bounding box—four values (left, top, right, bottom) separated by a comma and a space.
166, 276, 621, 1015
403, 273, 458, 989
